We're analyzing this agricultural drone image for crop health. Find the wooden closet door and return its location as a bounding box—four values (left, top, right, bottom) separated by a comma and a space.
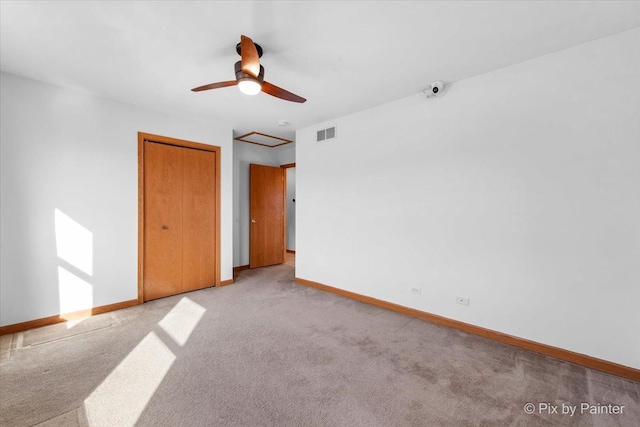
182, 148, 217, 292
144, 142, 183, 300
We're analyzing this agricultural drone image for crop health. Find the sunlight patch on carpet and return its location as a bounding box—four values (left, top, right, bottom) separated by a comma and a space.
158, 297, 206, 346
83, 332, 175, 426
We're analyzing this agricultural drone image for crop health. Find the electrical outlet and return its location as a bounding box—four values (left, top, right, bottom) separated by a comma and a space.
410, 287, 422, 295
456, 296, 469, 306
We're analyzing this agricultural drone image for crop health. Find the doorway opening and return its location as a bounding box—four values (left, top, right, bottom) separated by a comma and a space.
282, 163, 296, 268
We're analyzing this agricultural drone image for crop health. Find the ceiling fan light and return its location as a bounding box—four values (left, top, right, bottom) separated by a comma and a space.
238, 79, 262, 96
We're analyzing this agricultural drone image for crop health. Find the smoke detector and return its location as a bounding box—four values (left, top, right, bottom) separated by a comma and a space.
422, 80, 445, 98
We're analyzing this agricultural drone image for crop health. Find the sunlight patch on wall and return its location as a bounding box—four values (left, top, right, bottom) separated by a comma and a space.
83, 332, 176, 426
55, 208, 93, 275
55, 208, 94, 326
58, 266, 93, 316
158, 297, 206, 346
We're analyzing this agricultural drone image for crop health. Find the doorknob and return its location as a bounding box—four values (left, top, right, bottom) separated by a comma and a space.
251, 219, 257, 223
162, 225, 169, 230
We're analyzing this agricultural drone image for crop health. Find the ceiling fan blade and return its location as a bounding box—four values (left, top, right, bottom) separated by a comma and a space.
191, 81, 238, 92
262, 81, 306, 103
240, 35, 260, 78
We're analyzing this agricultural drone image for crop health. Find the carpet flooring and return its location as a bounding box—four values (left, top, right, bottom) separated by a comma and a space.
1, 263, 638, 426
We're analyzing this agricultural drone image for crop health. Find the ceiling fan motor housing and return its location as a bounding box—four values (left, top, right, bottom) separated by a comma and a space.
234, 61, 264, 84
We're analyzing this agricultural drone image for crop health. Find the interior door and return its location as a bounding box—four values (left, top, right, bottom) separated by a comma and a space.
144, 141, 184, 300
250, 164, 285, 268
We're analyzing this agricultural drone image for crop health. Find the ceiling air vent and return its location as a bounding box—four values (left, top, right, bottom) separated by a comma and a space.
317, 126, 337, 142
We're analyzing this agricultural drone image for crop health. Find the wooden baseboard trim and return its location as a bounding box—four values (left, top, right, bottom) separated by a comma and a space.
0, 299, 140, 336
294, 277, 640, 381
286, 250, 296, 254
220, 279, 234, 286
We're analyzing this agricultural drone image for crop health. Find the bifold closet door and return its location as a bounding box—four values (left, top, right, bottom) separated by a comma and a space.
143, 141, 216, 301
144, 142, 184, 300
182, 148, 216, 292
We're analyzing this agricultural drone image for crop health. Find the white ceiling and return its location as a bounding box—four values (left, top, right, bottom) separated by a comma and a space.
1, 1, 639, 141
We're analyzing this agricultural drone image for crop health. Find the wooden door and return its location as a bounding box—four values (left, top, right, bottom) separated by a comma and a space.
182, 148, 216, 292
144, 142, 184, 300
250, 164, 285, 268
143, 140, 217, 301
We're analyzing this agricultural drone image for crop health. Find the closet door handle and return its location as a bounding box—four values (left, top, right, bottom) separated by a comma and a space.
162, 225, 169, 230
251, 219, 257, 223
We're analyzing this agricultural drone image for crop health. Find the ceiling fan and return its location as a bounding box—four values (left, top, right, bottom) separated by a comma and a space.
192, 35, 306, 103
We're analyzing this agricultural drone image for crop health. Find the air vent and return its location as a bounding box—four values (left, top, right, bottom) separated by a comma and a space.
326, 127, 336, 139
317, 126, 337, 142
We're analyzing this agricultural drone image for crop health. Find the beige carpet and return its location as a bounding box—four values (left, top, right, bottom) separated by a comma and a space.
1, 263, 638, 427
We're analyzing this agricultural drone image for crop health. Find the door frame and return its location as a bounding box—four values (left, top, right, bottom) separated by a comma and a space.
138, 132, 221, 303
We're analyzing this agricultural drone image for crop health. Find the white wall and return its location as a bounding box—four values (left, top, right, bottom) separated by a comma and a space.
0, 72, 234, 326
271, 144, 295, 166
296, 28, 640, 369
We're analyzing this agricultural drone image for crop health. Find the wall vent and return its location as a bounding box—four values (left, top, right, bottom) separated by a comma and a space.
317, 126, 337, 142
